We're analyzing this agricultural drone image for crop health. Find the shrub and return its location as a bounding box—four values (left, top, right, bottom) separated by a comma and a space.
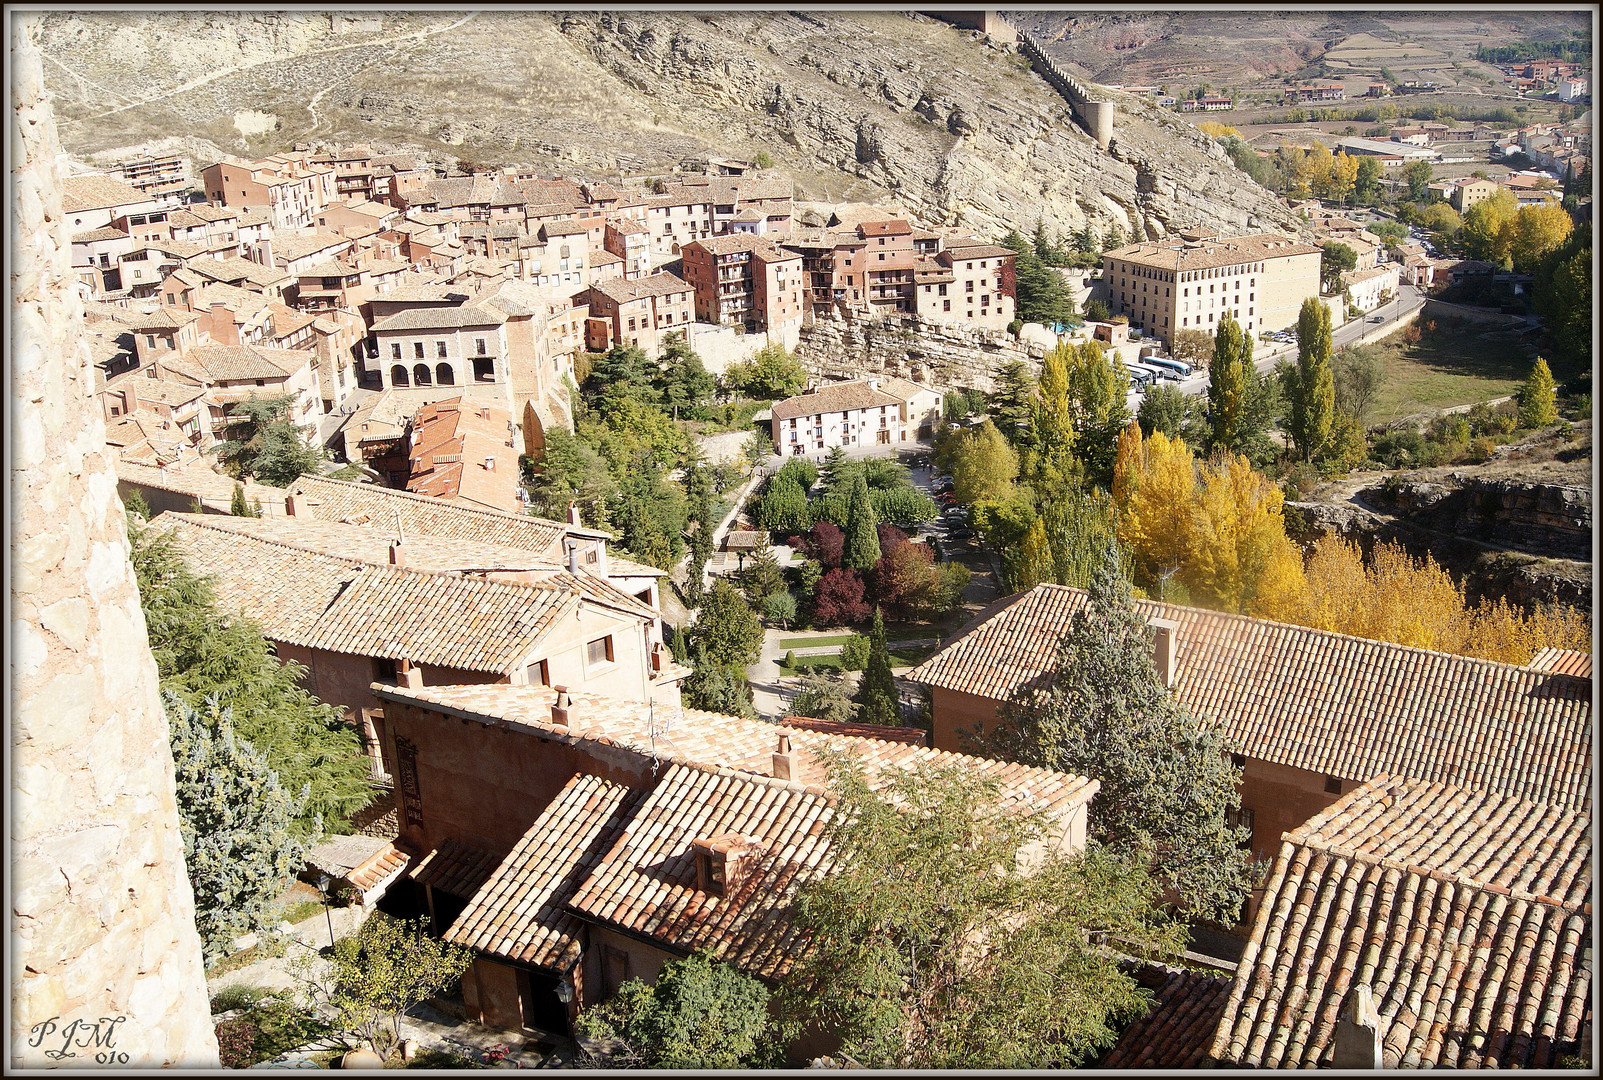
1281, 461, 1323, 500
216, 1019, 258, 1069
784, 650, 797, 669
1369, 426, 1428, 469
1466, 436, 1497, 463
1557, 420, 1575, 441
839, 633, 872, 671
212, 984, 270, 1014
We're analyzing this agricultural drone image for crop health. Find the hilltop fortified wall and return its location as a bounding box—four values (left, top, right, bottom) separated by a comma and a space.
1016, 30, 1115, 150
11, 15, 219, 1069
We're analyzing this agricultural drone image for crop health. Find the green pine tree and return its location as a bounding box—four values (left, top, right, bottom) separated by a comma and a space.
978, 541, 1255, 923
169, 693, 310, 961
841, 474, 881, 571
819, 445, 850, 490
852, 608, 900, 726
129, 511, 373, 831
682, 644, 758, 718
212, 394, 326, 487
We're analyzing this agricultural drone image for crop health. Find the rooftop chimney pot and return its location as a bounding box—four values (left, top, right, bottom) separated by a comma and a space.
388, 539, 404, 566
772, 730, 795, 781
550, 686, 572, 729
1149, 617, 1180, 689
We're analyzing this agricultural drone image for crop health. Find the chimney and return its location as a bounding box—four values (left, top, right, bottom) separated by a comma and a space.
284, 493, 298, 516
1149, 617, 1180, 689
256, 237, 274, 267
550, 686, 572, 729
484, 456, 495, 472
771, 731, 795, 781
691, 832, 758, 897
388, 539, 404, 566
866, 377, 879, 391
397, 657, 423, 690
567, 500, 582, 527
1332, 984, 1384, 1069
567, 544, 580, 575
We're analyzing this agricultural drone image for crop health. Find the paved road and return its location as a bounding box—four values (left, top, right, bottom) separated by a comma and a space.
1123, 283, 1426, 410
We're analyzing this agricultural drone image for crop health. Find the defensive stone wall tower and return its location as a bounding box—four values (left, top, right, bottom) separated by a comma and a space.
11, 14, 220, 1068
1015, 29, 1115, 151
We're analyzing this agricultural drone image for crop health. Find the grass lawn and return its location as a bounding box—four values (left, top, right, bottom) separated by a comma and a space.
888, 643, 938, 667
1363, 322, 1581, 424
779, 653, 844, 675
778, 634, 856, 650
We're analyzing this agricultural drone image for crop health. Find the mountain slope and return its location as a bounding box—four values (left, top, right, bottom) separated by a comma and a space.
38, 9, 1301, 241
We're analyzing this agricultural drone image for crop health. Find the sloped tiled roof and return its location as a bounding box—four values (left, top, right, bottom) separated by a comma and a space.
564, 762, 832, 980
771, 379, 903, 421
63, 174, 150, 212
372, 682, 1098, 816
152, 513, 582, 673
409, 838, 503, 901
1528, 647, 1592, 679
182, 343, 311, 382
370, 304, 505, 332
586, 272, 691, 304
1210, 776, 1592, 1069
444, 773, 645, 971
284, 474, 572, 556
1100, 964, 1232, 1068
906, 585, 1592, 810
115, 460, 286, 506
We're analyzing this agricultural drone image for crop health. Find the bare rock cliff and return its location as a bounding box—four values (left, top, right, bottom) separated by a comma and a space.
37, 10, 1300, 242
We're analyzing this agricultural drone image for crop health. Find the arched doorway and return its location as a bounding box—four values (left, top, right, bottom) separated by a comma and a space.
436, 362, 455, 386
391, 364, 409, 387
413, 363, 433, 386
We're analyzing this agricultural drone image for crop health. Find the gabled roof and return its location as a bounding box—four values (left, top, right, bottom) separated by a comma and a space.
181, 343, 312, 381
564, 761, 832, 980
372, 682, 1098, 816
770, 379, 904, 421
1528, 647, 1592, 679
63, 174, 151, 212
907, 584, 1591, 810
1100, 964, 1232, 1068
284, 474, 573, 556
586, 272, 691, 304
444, 773, 645, 970
1210, 776, 1591, 1068
370, 304, 506, 332
408, 838, 502, 901
153, 513, 587, 673
115, 460, 287, 505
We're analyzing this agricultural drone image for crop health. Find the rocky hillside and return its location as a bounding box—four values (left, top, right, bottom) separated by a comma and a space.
38, 9, 1300, 242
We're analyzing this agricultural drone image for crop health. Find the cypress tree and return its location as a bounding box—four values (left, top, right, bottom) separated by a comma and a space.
852, 608, 900, 726
1289, 297, 1335, 461
842, 473, 881, 571
1206, 312, 1251, 451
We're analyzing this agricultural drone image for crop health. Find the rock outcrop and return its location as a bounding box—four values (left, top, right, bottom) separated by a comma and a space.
37, 10, 1302, 243
795, 310, 1043, 394
11, 17, 219, 1068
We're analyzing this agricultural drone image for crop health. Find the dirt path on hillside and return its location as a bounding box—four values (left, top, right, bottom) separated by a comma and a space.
59, 12, 480, 128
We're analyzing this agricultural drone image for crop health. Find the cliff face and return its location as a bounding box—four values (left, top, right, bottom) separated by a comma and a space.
37, 10, 1300, 242
11, 15, 219, 1069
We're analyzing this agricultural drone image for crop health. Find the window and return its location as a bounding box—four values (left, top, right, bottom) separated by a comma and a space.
943, 299, 950, 311
372, 657, 399, 685
473, 357, 495, 382
526, 659, 550, 686
965, 280, 974, 293
586, 636, 615, 666
878, 253, 885, 261
145, 334, 156, 348
1324, 775, 1344, 795
413, 341, 425, 359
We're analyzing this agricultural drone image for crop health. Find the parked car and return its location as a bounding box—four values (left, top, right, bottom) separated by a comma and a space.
948, 527, 977, 541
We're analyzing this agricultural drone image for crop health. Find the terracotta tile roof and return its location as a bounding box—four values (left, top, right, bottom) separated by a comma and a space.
589, 250, 624, 266
63, 174, 151, 212
1107, 233, 1322, 272
564, 762, 832, 980
687, 234, 792, 258
1210, 776, 1592, 1068
370, 304, 505, 333
116, 460, 287, 508
586, 272, 692, 304
404, 400, 522, 513
409, 838, 502, 901
857, 219, 912, 237
349, 842, 410, 893
939, 240, 1017, 260
370, 682, 1098, 817
907, 585, 1592, 810
181, 343, 311, 382
184, 256, 291, 290
778, 716, 929, 746
538, 220, 589, 238
285, 475, 571, 557
1528, 647, 1592, 680
771, 379, 903, 421
1100, 964, 1232, 1068
73, 225, 131, 243
444, 773, 645, 970
152, 512, 585, 673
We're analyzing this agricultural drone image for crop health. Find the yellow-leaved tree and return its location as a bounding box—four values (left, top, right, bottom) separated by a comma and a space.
1114, 428, 1199, 591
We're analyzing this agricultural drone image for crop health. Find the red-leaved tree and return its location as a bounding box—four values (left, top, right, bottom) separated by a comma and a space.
805, 522, 846, 569
813, 567, 871, 626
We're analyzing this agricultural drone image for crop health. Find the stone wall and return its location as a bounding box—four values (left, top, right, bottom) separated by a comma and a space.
11, 17, 219, 1068
794, 309, 1044, 395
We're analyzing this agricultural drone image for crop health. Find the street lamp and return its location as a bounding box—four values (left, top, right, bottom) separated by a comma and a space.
314, 872, 335, 945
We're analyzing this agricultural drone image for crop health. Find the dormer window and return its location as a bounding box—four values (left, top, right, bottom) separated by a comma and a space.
691, 833, 758, 897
